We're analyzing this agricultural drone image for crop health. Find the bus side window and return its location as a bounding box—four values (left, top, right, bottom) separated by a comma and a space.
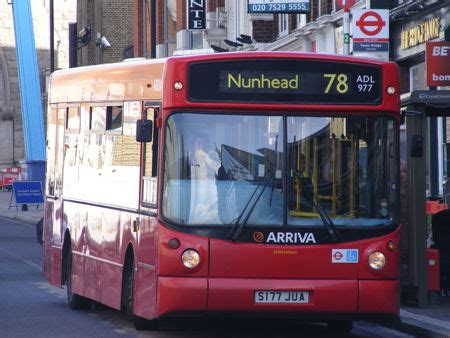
46, 107, 58, 196
142, 107, 158, 206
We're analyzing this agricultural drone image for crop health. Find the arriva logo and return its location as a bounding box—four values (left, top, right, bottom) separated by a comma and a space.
266, 232, 316, 244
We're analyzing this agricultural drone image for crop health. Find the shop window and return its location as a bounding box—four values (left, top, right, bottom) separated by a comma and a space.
319, 0, 333, 16
278, 14, 289, 37
410, 63, 426, 91
297, 14, 307, 28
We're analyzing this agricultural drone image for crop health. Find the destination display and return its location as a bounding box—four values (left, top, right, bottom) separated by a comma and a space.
188, 60, 381, 104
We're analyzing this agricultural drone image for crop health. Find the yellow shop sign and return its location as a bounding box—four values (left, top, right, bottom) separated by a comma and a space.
401, 17, 441, 50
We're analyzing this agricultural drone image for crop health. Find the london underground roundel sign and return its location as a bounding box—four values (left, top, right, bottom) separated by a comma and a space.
356, 11, 386, 36
336, 0, 356, 10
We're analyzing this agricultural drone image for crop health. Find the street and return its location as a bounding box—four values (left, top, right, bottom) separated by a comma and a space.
0, 216, 427, 337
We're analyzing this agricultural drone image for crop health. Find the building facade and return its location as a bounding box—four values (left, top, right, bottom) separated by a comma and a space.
0, 0, 76, 169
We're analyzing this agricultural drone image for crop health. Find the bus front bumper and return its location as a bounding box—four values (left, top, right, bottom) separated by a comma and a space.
156, 277, 399, 320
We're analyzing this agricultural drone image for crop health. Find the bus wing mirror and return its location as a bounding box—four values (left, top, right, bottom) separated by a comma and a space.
136, 119, 153, 143
410, 134, 423, 158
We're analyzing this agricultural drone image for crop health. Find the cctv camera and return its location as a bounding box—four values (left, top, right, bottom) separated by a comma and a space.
100, 36, 111, 47
79, 27, 90, 37
96, 35, 111, 48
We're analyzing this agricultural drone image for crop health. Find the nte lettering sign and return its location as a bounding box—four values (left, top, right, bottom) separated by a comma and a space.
426, 41, 450, 86
187, 0, 206, 30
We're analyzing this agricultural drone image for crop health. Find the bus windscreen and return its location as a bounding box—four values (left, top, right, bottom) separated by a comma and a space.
188, 59, 381, 104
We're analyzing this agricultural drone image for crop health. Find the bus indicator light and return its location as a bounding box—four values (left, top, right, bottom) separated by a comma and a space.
386, 240, 397, 252
174, 81, 183, 91
168, 238, 180, 249
386, 86, 395, 95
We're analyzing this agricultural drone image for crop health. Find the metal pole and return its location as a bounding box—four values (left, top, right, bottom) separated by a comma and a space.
50, 0, 54, 72
406, 112, 428, 307
429, 116, 439, 198
68, 23, 77, 68
11, 0, 46, 187
429, 86, 440, 198
143, 0, 147, 58
150, 0, 156, 58
343, 8, 350, 55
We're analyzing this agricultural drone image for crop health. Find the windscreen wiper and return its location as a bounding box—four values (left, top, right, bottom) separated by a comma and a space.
228, 181, 268, 241
294, 170, 341, 242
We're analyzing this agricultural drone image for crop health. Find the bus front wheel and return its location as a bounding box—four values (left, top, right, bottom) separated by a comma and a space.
66, 247, 92, 310
121, 251, 158, 330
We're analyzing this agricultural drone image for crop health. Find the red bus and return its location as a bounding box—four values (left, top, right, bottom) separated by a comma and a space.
43, 52, 401, 332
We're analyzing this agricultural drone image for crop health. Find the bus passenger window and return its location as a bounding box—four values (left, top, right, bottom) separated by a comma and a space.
106, 106, 123, 132
66, 107, 80, 132
90, 107, 106, 132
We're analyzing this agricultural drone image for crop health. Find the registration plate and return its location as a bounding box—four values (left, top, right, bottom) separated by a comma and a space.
255, 290, 309, 304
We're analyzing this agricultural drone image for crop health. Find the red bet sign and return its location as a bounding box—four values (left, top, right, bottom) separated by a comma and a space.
427, 41, 450, 86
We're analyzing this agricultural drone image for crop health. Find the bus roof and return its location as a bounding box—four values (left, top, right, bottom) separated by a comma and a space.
49, 58, 166, 104
164, 51, 396, 66
49, 52, 398, 108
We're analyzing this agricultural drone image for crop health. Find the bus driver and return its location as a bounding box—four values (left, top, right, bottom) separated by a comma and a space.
189, 135, 221, 224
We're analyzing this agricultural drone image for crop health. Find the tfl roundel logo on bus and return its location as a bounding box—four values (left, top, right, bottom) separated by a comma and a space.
331, 249, 359, 263
253, 232, 264, 243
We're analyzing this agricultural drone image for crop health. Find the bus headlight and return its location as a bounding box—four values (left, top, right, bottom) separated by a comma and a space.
181, 249, 200, 268
368, 252, 386, 270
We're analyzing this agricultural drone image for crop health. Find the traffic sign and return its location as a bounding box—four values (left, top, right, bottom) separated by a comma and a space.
356, 11, 386, 36
12, 181, 43, 204
352, 9, 389, 54
336, 0, 356, 10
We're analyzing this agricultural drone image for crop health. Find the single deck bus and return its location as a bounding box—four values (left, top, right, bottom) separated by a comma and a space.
43, 52, 401, 332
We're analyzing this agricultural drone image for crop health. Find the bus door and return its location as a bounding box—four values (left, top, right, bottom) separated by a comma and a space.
133, 102, 159, 319
43, 106, 66, 286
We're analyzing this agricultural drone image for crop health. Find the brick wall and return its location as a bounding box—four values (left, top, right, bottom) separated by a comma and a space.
102, 0, 133, 63
77, 0, 133, 65
156, 0, 165, 45
209, 0, 225, 12
176, 0, 186, 32
133, 0, 143, 57
253, 20, 277, 43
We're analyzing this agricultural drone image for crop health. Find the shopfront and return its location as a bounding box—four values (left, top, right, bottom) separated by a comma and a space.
390, 2, 449, 306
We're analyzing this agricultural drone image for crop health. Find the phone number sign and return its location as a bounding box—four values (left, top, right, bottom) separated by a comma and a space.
248, 0, 310, 13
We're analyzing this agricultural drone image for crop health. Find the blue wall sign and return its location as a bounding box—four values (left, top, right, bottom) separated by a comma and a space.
248, 0, 310, 13
12, 181, 44, 204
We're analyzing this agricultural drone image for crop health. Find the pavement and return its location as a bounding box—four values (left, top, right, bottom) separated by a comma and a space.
399, 300, 450, 337
0, 190, 43, 225
1, 190, 450, 337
